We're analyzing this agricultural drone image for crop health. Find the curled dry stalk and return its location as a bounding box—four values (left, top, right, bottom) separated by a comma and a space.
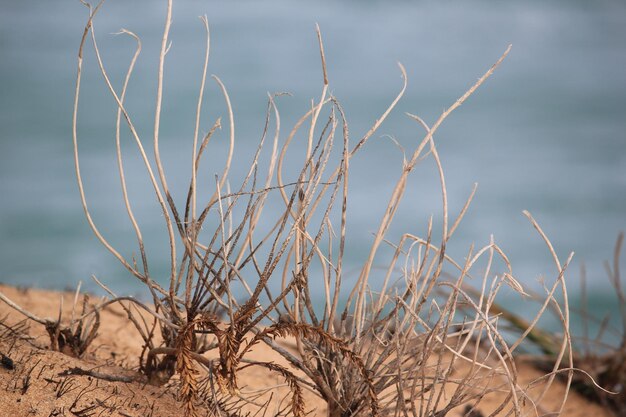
71, 2, 376, 415
0, 0, 582, 416
585, 231, 626, 413
526, 232, 624, 414
270, 42, 571, 417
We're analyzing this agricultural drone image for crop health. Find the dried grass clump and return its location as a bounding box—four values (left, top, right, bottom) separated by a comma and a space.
0, 284, 99, 358
524, 232, 624, 414
0, 1, 591, 416
575, 232, 626, 413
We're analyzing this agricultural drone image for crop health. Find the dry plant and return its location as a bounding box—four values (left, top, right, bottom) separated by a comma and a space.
574, 232, 626, 413
0, 0, 585, 416
0, 283, 99, 358
522, 232, 624, 414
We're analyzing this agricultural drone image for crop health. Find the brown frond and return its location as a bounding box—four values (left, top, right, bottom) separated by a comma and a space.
240, 361, 306, 417
253, 321, 379, 416
217, 328, 241, 395
176, 320, 200, 417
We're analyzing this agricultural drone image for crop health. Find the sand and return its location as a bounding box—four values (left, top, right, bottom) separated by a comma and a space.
0, 284, 616, 417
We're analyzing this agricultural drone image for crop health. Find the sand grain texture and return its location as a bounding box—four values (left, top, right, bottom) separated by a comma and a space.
0, 284, 616, 416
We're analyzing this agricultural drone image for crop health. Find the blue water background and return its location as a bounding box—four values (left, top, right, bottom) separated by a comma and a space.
1, 1, 625, 341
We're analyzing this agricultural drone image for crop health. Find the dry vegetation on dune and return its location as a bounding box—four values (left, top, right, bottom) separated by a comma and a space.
529, 233, 626, 415
0, 1, 621, 416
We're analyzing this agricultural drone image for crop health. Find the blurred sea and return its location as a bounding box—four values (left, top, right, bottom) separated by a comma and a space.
1, 1, 625, 337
